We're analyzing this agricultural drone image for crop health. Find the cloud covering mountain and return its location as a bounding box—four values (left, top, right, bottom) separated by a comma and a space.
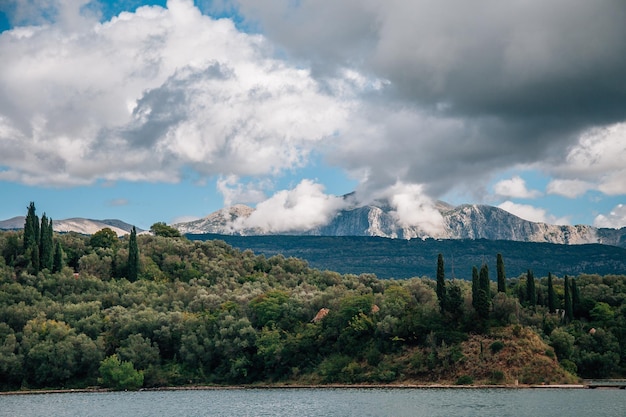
173, 200, 626, 248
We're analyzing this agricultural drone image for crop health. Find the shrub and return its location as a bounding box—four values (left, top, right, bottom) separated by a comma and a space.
490, 370, 505, 383
490, 341, 505, 354
560, 359, 578, 375
455, 375, 474, 385
98, 355, 144, 390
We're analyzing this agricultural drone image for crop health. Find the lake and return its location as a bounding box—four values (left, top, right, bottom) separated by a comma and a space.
1, 388, 625, 417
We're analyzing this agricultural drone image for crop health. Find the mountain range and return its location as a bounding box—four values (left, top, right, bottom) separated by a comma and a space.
0, 216, 138, 236
172, 202, 626, 248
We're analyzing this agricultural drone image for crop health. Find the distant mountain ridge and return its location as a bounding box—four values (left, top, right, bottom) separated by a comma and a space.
173, 202, 626, 248
0, 216, 138, 236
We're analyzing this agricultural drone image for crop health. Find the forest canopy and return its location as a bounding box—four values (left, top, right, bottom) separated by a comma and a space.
1, 204, 625, 390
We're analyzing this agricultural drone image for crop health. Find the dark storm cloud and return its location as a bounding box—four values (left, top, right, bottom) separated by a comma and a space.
234, 0, 626, 198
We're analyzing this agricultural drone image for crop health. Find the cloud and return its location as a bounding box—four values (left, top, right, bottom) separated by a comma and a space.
1, 0, 626, 226
546, 179, 593, 198
232, 0, 626, 200
493, 176, 541, 199
107, 198, 129, 206
234, 179, 347, 232
216, 175, 270, 206
369, 181, 445, 237
594, 204, 626, 229
0, 0, 351, 186
498, 201, 569, 225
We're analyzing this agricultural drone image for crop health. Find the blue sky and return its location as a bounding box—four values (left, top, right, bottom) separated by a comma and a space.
1, 0, 625, 232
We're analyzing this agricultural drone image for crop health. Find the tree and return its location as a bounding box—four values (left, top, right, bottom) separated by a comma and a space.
526, 269, 536, 307
39, 214, 54, 271
23, 202, 39, 252
90, 228, 119, 249
476, 264, 491, 319
564, 275, 573, 323
471, 266, 479, 310
150, 222, 182, 238
436, 254, 446, 313
496, 253, 506, 293
127, 227, 139, 281
547, 272, 556, 313
571, 278, 581, 318
479, 264, 490, 300
98, 355, 144, 390
52, 241, 64, 273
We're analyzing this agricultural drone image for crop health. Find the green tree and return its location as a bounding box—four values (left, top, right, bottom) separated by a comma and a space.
127, 227, 139, 281
52, 241, 64, 273
39, 214, 54, 271
526, 269, 536, 307
23, 202, 39, 252
150, 222, 182, 238
98, 355, 144, 390
479, 264, 490, 299
547, 272, 556, 313
90, 228, 118, 249
436, 254, 446, 313
496, 253, 506, 293
471, 265, 479, 310
571, 278, 581, 318
564, 275, 573, 323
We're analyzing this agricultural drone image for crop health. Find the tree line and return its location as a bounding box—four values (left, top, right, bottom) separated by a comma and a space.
0, 203, 625, 390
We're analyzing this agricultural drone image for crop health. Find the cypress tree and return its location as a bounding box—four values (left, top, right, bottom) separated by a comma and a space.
476, 289, 490, 320
571, 278, 580, 319
52, 241, 64, 273
479, 264, 490, 299
23, 202, 39, 252
471, 265, 479, 310
496, 253, 506, 293
547, 272, 556, 313
476, 264, 491, 319
436, 253, 446, 313
526, 269, 536, 307
564, 275, 573, 323
128, 226, 139, 281
39, 214, 54, 271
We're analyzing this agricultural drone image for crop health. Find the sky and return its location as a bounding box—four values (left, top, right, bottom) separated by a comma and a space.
0, 0, 625, 232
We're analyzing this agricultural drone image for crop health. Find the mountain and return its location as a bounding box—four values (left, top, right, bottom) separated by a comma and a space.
174, 202, 626, 248
0, 216, 138, 236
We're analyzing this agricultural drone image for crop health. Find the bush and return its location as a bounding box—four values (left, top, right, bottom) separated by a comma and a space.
455, 375, 474, 385
98, 355, 144, 390
490, 341, 505, 354
490, 370, 505, 383
560, 359, 578, 375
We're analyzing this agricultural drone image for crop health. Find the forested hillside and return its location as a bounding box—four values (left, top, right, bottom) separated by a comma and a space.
1, 206, 625, 390
187, 234, 626, 279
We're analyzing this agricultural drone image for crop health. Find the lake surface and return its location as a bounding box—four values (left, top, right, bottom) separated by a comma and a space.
1, 388, 625, 417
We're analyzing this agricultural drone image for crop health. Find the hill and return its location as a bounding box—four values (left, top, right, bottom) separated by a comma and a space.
2, 230, 625, 390
0, 216, 140, 236
187, 234, 626, 279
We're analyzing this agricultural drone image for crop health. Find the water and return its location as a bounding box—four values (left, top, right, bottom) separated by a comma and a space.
1, 388, 625, 417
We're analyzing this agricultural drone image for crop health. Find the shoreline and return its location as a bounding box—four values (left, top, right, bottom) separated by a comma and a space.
0, 383, 587, 396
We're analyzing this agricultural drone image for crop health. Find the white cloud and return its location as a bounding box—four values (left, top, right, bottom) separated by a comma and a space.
550, 123, 626, 196
594, 204, 626, 229
373, 181, 445, 236
498, 201, 569, 225
234, 179, 347, 232
0, 0, 352, 186
216, 175, 270, 206
493, 175, 541, 199
546, 179, 593, 198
